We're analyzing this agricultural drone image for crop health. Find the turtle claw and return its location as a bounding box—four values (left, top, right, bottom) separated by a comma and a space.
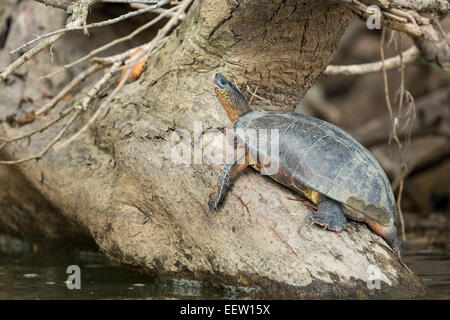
208, 200, 215, 212
308, 212, 346, 233
208, 166, 233, 212
208, 193, 219, 212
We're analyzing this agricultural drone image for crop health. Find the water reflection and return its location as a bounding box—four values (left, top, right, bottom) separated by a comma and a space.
0, 234, 236, 299
0, 234, 449, 299
402, 252, 450, 300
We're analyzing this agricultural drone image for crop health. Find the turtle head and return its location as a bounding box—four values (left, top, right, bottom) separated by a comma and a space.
214, 73, 250, 124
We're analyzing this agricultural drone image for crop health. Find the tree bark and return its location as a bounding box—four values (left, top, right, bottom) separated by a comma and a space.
0, 0, 426, 298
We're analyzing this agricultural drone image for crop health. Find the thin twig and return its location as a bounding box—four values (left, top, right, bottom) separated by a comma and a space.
0, 109, 81, 165
324, 46, 420, 75
380, 28, 407, 242
0, 15, 83, 83
1, 56, 124, 163
1, 34, 63, 80
55, 0, 193, 150
0, 3, 95, 82
76, 62, 122, 112
54, 62, 128, 150
1, 0, 192, 164
397, 179, 406, 241
9, 0, 171, 55
130, 3, 187, 19
434, 18, 450, 47
338, 0, 440, 40
37, 63, 104, 116
41, 4, 178, 79
246, 86, 271, 104
0, 106, 76, 150
105, 0, 163, 3
397, 35, 405, 119
395, 33, 407, 242
247, 85, 259, 105
380, 30, 396, 139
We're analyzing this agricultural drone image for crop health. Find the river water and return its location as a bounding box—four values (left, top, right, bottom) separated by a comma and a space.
0, 234, 448, 299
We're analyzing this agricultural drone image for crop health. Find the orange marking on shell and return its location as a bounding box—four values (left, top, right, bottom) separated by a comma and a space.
215, 87, 239, 123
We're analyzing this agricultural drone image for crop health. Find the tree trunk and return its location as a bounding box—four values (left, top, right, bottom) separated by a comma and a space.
0, 0, 426, 298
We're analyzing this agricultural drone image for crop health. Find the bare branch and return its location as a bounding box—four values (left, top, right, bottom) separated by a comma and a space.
105, 0, 166, 3
0, 15, 82, 83
338, 0, 441, 40
1, 0, 192, 164
1, 34, 62, 82
55, 0, 193, 150
390, 0, 449, 13
37, 63, 104, 116
0, 109, 81, 165
130, 3, 187, 19
0, 4, 90, 83
325, 26, 450, 76
246, 85, 271, 105
324, 45, 420, 75
32, 0, 171, 9
0, 60, 121, 164
55, 62, 125, 150
42, 4, 178, 79
33, 0, 75, 9
77, 62, 122, 112
0, 107, 76, 150
11, 0, 172, 55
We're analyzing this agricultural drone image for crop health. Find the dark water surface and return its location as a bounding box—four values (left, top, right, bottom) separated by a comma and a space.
0, 235, 239, 299
402, 252, 450, 299
0, 234, 449, 299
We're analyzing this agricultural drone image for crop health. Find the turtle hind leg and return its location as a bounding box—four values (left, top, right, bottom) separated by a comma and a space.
308, 195, 347, 232
367, 220, 402, 258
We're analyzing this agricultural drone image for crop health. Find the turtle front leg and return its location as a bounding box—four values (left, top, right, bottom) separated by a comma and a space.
308, 195, 347, 232
208, 162, 249, 212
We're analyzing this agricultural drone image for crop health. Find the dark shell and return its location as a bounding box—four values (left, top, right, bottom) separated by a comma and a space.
234, 110, 397, 226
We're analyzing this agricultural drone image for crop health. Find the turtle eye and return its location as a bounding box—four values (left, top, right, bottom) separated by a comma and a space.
221, 78, 226, 86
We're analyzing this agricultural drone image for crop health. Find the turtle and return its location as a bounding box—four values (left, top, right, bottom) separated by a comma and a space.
208, 73, 402, 258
